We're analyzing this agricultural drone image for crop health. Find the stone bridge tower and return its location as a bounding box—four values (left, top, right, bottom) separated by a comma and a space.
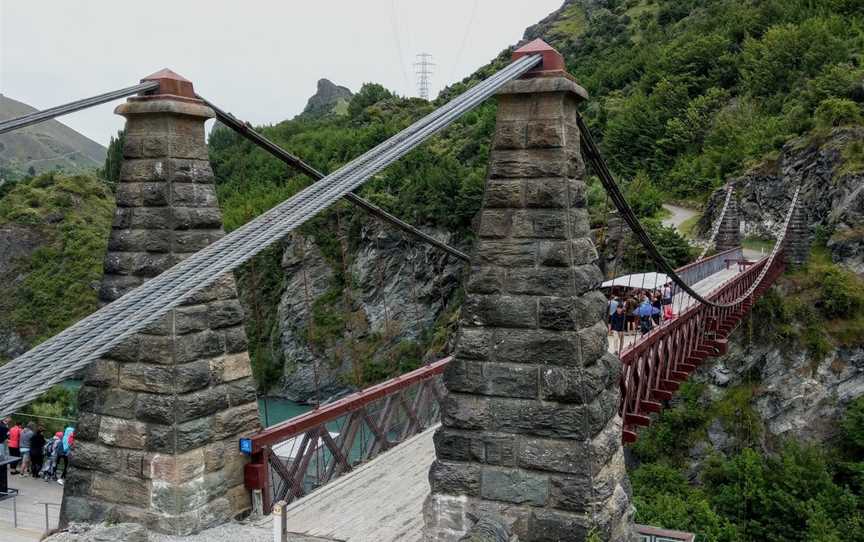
423, 41, 635, 541
715, 188, 741, 254
60, 70, 261, 535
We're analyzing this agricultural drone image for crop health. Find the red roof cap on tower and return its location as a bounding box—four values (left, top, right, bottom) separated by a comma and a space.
512, 38, 566, 76
140, 68, 195, 99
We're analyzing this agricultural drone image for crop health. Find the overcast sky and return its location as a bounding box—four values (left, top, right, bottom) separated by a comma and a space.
0, 0, 562, 146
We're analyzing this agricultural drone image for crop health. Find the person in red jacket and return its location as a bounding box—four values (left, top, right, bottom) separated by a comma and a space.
8, 420, 21, 474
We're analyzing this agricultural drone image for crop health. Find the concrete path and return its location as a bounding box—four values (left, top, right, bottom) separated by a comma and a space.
256, 427, 437, 542
607, 265, 743, 355
0, 473, 63, 541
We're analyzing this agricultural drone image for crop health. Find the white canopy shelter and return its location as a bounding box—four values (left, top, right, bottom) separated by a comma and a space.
601, 272, 671, 291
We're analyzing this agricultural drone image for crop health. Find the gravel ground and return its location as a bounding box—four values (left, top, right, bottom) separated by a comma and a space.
45, 521, 337, 542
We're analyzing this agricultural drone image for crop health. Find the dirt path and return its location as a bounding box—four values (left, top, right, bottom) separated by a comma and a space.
662, 203, 699, 232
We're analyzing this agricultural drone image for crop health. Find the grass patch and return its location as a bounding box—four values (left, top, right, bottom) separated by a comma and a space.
549, 3, 588, 39
839, 139, 864, 177
742, 236, 775, 254
679, 213, 701, 239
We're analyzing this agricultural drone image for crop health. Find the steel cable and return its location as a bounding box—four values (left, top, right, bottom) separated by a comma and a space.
4, 55, 534, 394
197, 95, 468, 261
0, 81, 160, 135
0, 54, 541, 415
576, 112, 799, 311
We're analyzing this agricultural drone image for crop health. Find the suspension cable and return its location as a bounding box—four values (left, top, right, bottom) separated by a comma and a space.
197, 95, 469, 262
0, 81, 160, 135
576, 112, 798, 310
0, 53, 542, 416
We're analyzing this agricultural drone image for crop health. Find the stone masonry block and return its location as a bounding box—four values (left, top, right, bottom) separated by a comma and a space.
462, 295, 537, 329
171, 183, 218, 207
146, 416, 215, 454
474, 239, 536, 267
511, 210, 567, 239
488, 149, 577, 179
454, 328, 493, 361
175, 330, 225, 363
568, 209, 591, 239
493, 329, 581, 366
571, 237, 599, 266
445, 359, 538, 399
115, 182, 169, 208
524, 178, 567, 208
98, 416, 148, 450
489, 397, 602, 439
90, 472, 150, 508
493, 120, 527, 149
429, 461, 481, 497
550, 473, 592, 512
172, 207, 224, 231
441, 393, 492, 431
484, 180, 524, 208
107, 229, 171, 253
519, 437, 589, 475
481, 467, 548, 507
466, 266, 504, 295
538, 297, 577, 331
478, 209, 513, 239
207, 299, 246, 329
526, 120, 566, 148
504, 268, 575, 297
537, 241, 570, 267
148, 449, 206, 484
527, 508, 591, 542
213, 402, 260, 440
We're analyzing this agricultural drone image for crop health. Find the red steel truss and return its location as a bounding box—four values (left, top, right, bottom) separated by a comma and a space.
618, 252, 785, 443
245, 357, 449, 511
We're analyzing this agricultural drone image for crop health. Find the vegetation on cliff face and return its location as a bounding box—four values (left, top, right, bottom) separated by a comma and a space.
0, 173, 113, 348
631, 376, 864, 541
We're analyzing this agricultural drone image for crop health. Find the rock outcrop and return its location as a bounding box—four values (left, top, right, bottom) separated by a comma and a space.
276, 222, 464, 403
300, 79, 353, 118
701, 127, 864, 274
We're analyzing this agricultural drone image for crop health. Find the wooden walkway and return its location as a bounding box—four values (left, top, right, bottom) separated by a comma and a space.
257, 427, 437, 542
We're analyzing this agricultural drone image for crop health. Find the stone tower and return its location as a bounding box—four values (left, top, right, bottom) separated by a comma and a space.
785, 198, 810, 266
60, 70, 260, 535
423, 41, 635, 541
715, 188, 741, 253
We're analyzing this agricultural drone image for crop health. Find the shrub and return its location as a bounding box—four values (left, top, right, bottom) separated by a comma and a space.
815, 98, 862, 128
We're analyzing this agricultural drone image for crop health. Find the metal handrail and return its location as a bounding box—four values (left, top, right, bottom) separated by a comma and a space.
0, 490, 19, 528
34, 501, 61, 533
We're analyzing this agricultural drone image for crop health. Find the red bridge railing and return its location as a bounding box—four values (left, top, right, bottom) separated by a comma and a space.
245, 357, 449, 512
618, 252, 785, 443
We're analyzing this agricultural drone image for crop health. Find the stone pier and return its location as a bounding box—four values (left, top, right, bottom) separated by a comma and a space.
60, 70, 260, 535
423, 40, 635, 541
715, 188, 741, 253
786, 199, 810, 266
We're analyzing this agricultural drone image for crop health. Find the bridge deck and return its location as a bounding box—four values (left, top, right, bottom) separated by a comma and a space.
256, 426, 436, 542
607, 265, 744, 354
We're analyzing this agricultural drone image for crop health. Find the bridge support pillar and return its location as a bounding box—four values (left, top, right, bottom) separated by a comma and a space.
423, 40, 635, 542
786, 199, 810, 266
60, 69, 260, 535
715, 188, 741, 253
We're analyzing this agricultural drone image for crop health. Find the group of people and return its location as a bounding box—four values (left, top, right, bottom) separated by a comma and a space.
0, 417, 74, 484
607, 282, 676, 352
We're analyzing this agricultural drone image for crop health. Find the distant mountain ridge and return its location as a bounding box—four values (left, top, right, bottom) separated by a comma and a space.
0, 94, 106, 177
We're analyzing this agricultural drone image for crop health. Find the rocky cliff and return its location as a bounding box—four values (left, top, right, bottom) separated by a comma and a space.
276, 222, 464, 403
701, 127, 864, 274
299, 79, 353, 119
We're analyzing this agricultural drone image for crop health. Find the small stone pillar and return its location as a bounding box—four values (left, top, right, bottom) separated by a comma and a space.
423, 40, 635, 542
715, 189, 741, 253
61, 69, 261, 535
785, 198, 810, 266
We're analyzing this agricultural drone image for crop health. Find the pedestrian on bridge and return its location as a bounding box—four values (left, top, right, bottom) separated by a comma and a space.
18, 422, 35, 476
8, 420, 21, 473
0, 417, 8, 457
610, 304, 627, 353
29, 426, 45, 478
